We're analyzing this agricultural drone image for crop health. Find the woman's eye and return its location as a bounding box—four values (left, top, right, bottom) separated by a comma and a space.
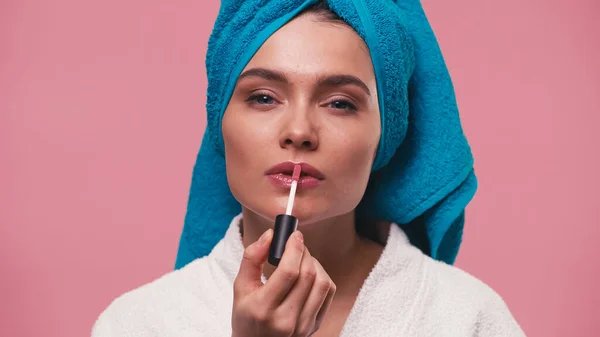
246, 93, 276, 105
329, 100, 357, 112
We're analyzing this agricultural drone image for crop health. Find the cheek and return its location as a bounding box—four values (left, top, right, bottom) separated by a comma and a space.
222, 110, 276, 203
343, 136, 378, 185
340, 115, 380, 170
222, 111, 255, 198
324, 120, 380, 209
224, 118, 279, 164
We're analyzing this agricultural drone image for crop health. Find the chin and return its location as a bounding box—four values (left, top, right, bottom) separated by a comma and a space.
286, 203, 333, 226
245, 199, 328, 226
240, 188, 352, 227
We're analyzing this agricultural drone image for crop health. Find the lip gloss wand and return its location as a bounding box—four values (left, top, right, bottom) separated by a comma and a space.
268, 164, 301, 266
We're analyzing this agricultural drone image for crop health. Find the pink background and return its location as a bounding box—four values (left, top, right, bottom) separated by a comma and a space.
1, 0, 599, 336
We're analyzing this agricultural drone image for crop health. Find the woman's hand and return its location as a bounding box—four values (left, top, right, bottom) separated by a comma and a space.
231, 229, 336, 337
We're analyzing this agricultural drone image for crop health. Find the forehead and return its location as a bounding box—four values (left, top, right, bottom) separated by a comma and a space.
244, 14, 375, 83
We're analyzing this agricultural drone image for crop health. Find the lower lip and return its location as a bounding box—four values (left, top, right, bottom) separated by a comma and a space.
267, 174, 322, 189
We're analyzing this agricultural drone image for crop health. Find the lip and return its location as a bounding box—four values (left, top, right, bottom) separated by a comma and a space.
265, 162, 325, 189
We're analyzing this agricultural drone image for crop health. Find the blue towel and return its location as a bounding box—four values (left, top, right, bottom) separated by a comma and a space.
175, 0, 477, 269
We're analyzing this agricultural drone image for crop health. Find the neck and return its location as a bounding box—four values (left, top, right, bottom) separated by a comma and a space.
240, 208, 379, 285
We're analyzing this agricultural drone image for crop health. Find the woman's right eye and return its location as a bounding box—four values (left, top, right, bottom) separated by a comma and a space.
245, 93, 276, 106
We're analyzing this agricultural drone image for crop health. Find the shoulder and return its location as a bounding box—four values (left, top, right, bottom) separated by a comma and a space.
420, 257, 526, 336
387, 224, 507, 310
426, 257, 500, 304
91, 257, 232, 337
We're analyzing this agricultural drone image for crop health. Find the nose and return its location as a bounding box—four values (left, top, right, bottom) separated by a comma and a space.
279, 108, 319, 151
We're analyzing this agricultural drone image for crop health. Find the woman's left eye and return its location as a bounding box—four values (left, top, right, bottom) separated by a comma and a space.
328, 99, 357, 112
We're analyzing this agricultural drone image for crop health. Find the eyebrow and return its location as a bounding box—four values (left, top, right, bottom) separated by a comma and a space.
237, 67, 371, 96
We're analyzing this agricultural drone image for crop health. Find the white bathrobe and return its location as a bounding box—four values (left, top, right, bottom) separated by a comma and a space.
92, 215, 526, 336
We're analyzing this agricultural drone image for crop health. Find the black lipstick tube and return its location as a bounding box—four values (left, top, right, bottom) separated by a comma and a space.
268, 214, 298, 266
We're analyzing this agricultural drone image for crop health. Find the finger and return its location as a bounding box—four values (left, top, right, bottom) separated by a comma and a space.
313, 259, 336, 329
234, 228, 273, 295
278, 247, 316, 317
260, 230, 305, 306
294, 256, 331, 335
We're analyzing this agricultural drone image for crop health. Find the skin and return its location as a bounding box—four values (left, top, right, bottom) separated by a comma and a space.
223, 13, 386, 337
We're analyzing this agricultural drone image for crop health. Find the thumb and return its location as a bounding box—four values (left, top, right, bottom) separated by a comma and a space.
234, 228, 273, 294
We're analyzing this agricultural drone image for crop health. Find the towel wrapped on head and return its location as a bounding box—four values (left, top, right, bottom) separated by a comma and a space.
175, 0, 477, 269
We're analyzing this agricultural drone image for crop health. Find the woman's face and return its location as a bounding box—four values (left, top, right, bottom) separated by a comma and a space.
222, 13, 380, 226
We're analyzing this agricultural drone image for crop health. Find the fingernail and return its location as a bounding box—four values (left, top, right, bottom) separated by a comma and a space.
259, 229, 273, 244
293, 230, 304, 243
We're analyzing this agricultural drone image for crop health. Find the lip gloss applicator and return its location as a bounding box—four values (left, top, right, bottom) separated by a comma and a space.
268, 164, 301, 266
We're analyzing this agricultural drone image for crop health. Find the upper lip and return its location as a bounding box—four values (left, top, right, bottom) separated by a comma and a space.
265, 161, 325, 180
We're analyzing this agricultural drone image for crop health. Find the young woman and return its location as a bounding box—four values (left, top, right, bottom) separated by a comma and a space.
93, 2, 526, 336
